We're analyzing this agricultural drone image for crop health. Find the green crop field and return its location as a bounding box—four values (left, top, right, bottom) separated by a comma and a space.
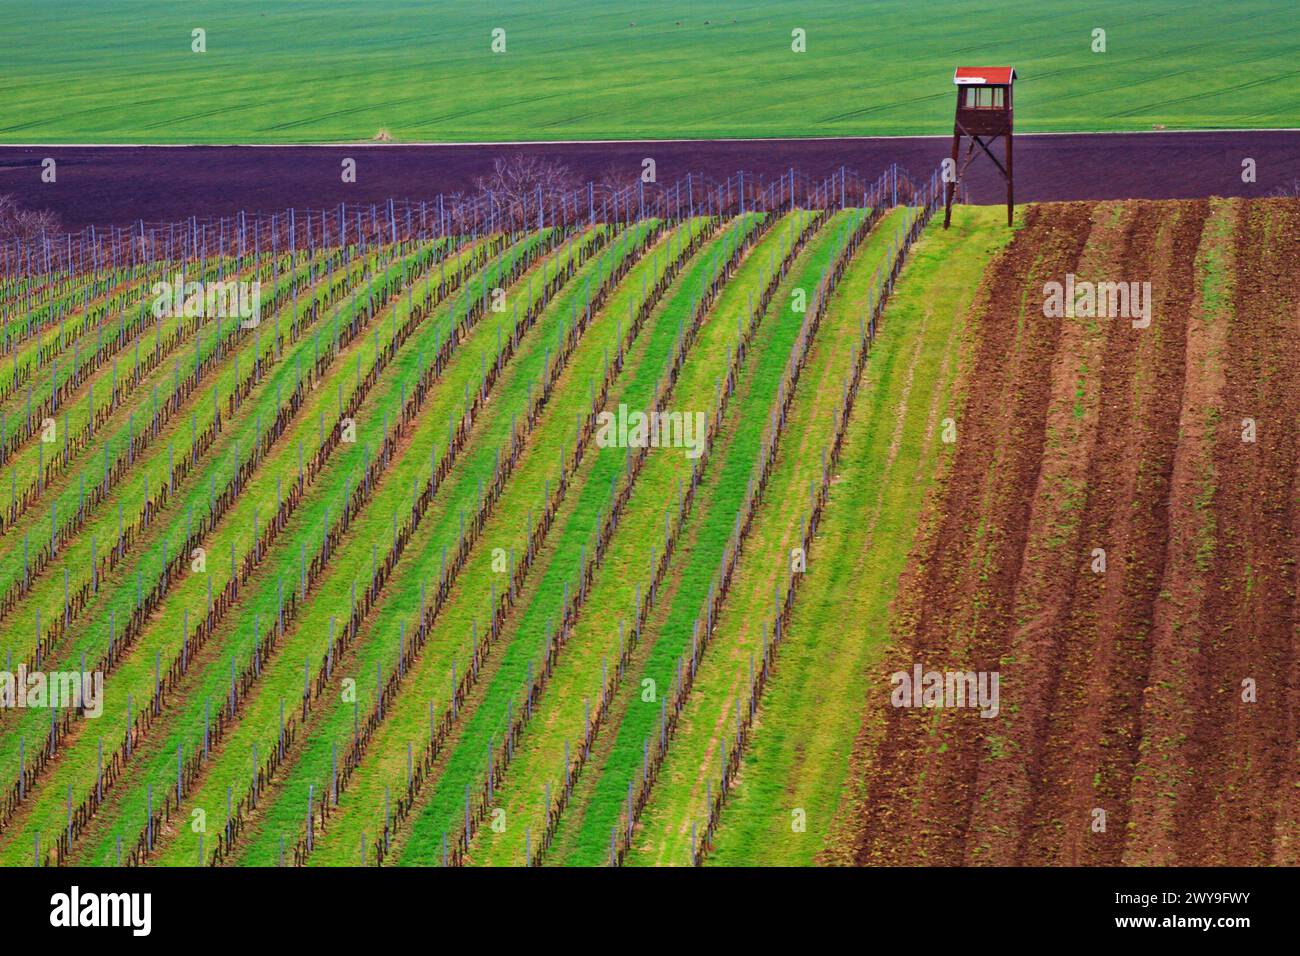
2, 0, 1296, 144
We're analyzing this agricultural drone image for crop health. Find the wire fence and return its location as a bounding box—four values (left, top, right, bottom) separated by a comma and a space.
1, 166, 935, 283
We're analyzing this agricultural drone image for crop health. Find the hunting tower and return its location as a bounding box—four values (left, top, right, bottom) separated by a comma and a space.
943, 66, 1017, 228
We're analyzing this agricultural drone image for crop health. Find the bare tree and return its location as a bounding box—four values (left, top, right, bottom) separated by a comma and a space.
474, 155, 579, 231
594, 163, 635, 197
0, 193, 62, 245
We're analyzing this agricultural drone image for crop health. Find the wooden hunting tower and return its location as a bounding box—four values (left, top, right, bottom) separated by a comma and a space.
944, 66, 1017, 228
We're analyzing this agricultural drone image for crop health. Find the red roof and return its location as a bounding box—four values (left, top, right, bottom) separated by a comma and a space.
953, 66, 1017, 85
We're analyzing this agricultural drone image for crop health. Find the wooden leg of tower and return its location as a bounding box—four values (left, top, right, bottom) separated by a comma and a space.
1005, 132, 1014, 226
943, 131, 961, 229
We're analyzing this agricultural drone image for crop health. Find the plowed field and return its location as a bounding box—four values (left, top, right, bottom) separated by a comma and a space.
848, 197, 1300, 866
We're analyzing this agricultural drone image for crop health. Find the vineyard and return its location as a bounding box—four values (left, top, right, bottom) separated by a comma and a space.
1, 171, 1295, 870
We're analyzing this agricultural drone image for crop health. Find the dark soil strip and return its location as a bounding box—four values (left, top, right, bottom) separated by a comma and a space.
2, 131, 1298, 229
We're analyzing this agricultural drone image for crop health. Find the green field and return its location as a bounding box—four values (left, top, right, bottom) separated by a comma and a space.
2, 0, 1295, 144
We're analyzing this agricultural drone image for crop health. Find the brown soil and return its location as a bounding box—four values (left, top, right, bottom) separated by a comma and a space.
1168, 199, 1300, 864
851, 197, 1300, 866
